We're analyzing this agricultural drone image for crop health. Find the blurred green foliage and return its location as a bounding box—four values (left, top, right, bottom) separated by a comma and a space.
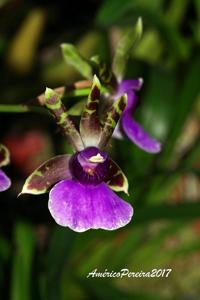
0, 0, 199, 299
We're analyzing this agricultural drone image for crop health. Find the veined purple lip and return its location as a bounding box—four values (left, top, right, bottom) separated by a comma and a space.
70, 146, 109, 185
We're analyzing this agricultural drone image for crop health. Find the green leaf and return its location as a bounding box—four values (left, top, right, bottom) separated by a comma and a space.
44, 227, 75, 300
61, 43, 92, 79
161, 55, 200, 165
96, 0, 163, 27
112, 17, 143, 79
133, 202, 200, 224
10, 223, 35, 300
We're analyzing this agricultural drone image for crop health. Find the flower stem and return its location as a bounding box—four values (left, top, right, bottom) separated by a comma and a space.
0, 104, 47, 114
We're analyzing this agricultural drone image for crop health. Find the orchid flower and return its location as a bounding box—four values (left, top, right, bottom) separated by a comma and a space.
62, 18, 161, 153
20, 76, 133, 232
113, 78, 161, 153
0, 144, 11, 192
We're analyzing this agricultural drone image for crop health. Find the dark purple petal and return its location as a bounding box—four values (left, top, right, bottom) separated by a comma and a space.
0, 144, 10, 167
0, 169, 11, 192
20, 155, 72, 195
104, 159, 129, 194
48, 179, 133, 232
121, 113, 161, 153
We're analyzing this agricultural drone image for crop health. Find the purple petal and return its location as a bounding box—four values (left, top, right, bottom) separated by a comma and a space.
0, 169, 11, 192
125, 91, 139, 111
48, 179, 133, 232
118, 79, 143, 94
121, 113, 161, 153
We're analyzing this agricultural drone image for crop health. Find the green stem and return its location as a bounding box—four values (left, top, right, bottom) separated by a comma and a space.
0, 104, 48, 114
66, 86, 107, 97
0, 87, 108, 114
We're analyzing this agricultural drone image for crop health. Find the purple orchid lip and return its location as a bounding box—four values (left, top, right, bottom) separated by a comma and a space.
70, 147, 109, 185
48, 179, 133, 232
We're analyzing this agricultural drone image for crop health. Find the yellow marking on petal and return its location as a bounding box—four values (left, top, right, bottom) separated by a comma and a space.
89, 153, 105, 163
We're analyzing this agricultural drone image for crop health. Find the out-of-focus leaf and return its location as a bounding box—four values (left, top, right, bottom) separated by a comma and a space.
7, 8, 46, 74
112, 17, 143, 79
161, 55, 200, 165
108, 226, 145, 269
96, 0, 163, 27
0, 0, 10, 8
165, 0, 189, 27
61, 43, 92, 79
133, 29, 164, 64
68, 99, 85, 116
146, 137, 200, 203
44, 227, 75, 300
97, 0, 189, 61
43, 31, 99, 84
81, 279, 171, 300
130, 221, 183, 269
10, 223, 35, 300
133, 202, 200, 224
0, 236, 10, 261
140, 68, 176, 141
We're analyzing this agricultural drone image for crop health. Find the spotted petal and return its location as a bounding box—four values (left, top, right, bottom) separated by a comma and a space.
104, 159, 129, 194
0, 144, 10, 167
44, 88, 84, 151
0, 169, 11, 192
49, 179, 133, 232
20, 155, 72, 195
122, 112, 161, 153
80, 75, 102, 147
98, 94, 127, 148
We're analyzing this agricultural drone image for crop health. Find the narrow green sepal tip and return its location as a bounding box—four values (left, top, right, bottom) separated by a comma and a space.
45, 87, 55, 100
136, 17, 143, 38
93, 74, 101, 89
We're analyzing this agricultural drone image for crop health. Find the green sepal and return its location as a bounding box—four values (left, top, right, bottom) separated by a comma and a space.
61, 43, 93, 79
98, 94, 127, 149
112, 17, 143, 80
0, 144, 10, 167
80, 75, 102, 147
44, 88, 84, 151
19, 155, 72, 195
104, 159, 129, 194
